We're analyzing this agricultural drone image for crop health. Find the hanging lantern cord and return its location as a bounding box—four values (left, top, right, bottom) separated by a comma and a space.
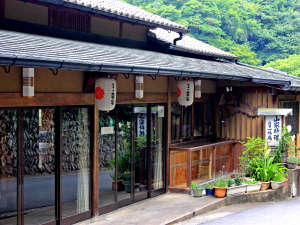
1, 65, 11, 74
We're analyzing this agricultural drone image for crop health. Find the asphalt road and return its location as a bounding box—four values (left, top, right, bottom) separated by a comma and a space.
177, 197, 300, 225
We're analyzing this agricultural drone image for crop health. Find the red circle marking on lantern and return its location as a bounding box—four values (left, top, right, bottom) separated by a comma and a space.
95, 87, 105, 100
177, 88, 181, 97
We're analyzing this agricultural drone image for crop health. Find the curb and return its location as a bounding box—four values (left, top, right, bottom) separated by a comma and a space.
165, 185, 289, 225
164, 198, 225, 225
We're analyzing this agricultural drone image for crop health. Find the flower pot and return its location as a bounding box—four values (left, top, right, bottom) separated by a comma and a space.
191, 188, 206, 197
205, 188, 214, 196
227, 184, 247, 196
271, 180, 284, 190
287, 162, 297, 169
282, 178, 288, 187
246, 183, 261, 192
214, 187, 227, 198
260, 181, 270, 191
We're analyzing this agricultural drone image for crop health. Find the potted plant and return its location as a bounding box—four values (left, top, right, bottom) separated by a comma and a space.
271, 174, 286, 190
205, 184, 214, 196
226, 176, 247, 195
190, 183, 205, 197
122, 171, 132, 193
287, 156, 298, 169
213, 178, 227, 198
245, 180, 261, 192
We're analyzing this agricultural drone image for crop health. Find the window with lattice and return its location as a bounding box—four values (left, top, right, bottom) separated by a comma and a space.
49, 7, 90, 33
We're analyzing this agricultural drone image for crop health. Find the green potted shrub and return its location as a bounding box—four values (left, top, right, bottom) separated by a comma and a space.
271, 174, 286, 190
248, 149, 286, 191
287, 156, 298, 169
205, 184, 214, 195
213, 178, 227, 198
245, 180, 261, 192
190, 183, 205, 197
227, 176, 247, 195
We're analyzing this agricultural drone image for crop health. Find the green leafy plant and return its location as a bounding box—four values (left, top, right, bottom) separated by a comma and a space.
227, 179, 234, 187
288, 156, 299, 163
249, 150, 287, 182
244, 180, 259, 185
190, 183, 200, 189
272, 174, 286, 182
240, 137, 269, 174
214, 178, 227, 188
273, 126, 293, 163
205, 184, 213, 189
234, 176, 243, 186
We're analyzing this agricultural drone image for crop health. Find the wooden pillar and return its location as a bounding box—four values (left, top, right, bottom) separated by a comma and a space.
92, 106, 99, 217
166, 77, 172, 191
187, 150, 192, 187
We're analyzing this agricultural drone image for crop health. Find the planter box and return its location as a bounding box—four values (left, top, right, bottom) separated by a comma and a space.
271, 180, 284, 190
227, 184, 247, 196
246, 183, 261, 192
191, 188, 206, 197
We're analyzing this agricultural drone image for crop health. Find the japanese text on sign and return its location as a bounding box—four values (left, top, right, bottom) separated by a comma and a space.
265, 115, 282, 146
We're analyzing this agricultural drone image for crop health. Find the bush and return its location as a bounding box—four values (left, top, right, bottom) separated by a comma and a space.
227, 179, 234, 187
234, 176, 243, 186
248, 150, 287, 182
240, 137, 268, 174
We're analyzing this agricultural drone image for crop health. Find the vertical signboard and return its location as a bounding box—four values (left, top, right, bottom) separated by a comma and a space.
265, 115, 282, 146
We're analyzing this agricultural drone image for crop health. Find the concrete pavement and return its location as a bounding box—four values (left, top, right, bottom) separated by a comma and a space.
177, 197, 300, 225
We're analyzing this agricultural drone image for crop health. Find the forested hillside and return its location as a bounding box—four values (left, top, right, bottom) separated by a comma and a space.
125, 0, 300, 75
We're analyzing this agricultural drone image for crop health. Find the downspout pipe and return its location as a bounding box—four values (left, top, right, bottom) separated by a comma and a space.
173, 32, 183, 45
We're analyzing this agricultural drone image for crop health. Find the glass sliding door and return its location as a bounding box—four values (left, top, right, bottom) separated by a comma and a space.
116, 105, 132, 203
133, 106, 148, 200
0, 109, 18, 225
61, 107, 91, 221
99, 111, 116, 210
151, 105, 165, 193
23, 108, 56, 225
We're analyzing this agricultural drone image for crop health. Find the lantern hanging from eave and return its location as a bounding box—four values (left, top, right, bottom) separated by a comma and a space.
194, 79, 202, 99
177, 80, 194, 106
23, 68, 34, 97
95, 78, 116, 111
135, 75, 144, 99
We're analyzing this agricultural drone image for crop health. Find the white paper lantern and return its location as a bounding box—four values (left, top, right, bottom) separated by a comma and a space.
95, 78, 116, 111
177, 80, 194, 106
194, 79, 202, 99
23, 68, 34, 97
135, 75, 144, 99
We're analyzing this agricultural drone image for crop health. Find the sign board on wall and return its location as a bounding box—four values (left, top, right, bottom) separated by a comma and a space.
265, 115, 282, 146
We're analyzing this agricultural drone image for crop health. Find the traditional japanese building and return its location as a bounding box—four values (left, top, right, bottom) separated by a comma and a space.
0, 0, 300, 225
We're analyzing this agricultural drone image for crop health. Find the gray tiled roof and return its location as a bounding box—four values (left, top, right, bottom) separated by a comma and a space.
0, 30, 297, 89
149, 28, 237, 60
53, 0, 188, 33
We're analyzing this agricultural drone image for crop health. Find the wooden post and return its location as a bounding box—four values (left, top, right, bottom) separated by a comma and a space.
92, 106, 99, 217
187, 150, 192, 187
166, 77, 172, 191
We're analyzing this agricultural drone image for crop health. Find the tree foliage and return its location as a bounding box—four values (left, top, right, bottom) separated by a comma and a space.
124, 0, 300, 72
